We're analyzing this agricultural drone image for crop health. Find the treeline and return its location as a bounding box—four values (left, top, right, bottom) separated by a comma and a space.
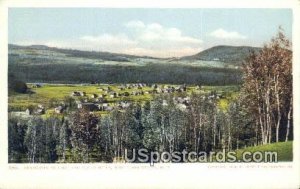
8, 63, 242, 85
8, 94, 259, 163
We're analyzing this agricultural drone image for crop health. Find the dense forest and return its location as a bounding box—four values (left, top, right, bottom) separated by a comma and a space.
8, 63, 242, 85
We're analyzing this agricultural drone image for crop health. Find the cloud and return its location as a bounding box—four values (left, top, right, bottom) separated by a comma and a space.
17, 20, 203, 58
209, 28, 247, 39
126, 21, 202, 45
121, 21, 203, 57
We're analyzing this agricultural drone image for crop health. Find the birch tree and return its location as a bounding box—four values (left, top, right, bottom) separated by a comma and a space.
242, 29, 292, 144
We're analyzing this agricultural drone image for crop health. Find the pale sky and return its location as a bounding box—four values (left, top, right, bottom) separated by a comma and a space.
9, 8, 292, 58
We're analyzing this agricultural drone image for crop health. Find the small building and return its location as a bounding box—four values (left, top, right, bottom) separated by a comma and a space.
35, 108, 45, 115
55, 106, 65, 114
34, 104, 45, 115
25, 108, 33, 115
79, 91, 86, 96
152, 84, 158, 89
109, 92, 117, 98
37, 104, 44, 109
71, 91, 81, 96
91, 94, 98, 99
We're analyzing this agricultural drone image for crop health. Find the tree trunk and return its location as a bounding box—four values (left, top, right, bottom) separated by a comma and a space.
213, 114, 216, 150
285, 98, 292, 142
256, 82, 266, 144
62, 137, 66, 161
275, 75, 281, 142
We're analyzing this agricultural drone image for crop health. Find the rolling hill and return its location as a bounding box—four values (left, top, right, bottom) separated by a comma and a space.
9, 44, 261, 65
8, 44, 254, 85
181, 45, 261, 64
8, 44, 158, 63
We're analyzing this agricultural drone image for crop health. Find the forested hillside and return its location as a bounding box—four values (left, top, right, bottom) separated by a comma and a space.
8, 44, 245, 85
181, 45, 261, 64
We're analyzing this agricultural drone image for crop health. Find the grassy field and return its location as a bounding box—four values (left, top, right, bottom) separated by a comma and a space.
235, 141, 293, 162
8, 83, 239, 113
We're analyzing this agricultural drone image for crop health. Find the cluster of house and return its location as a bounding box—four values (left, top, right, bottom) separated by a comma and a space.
25, 103, 67, 115
25, 94, 222, 116
76, 100, 132, 112
90, 92, 128, 99
71, 91, 86, 97
123, 83, 147, 89
71, 84, 190, 99
69, 88, 137, 112
152, 85, 187, 94
25, 84, 202, 115
67, 84, 192, 113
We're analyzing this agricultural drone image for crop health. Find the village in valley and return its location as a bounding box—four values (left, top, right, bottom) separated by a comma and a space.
10, 82, 227, 118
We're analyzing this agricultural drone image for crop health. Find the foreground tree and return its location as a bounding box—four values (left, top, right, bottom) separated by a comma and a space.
8, 117, 28, 162
57, 118, 72, 162
70, 109, 100, 162
242, 28, 292, 144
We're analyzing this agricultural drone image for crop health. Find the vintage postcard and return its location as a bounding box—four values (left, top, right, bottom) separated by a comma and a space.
0, 0, 299, 188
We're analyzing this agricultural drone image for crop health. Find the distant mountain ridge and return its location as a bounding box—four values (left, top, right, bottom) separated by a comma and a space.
9, 44, 261, 64
8, 44, 159, 62
8, 44, 243, 85
181, 45, 261, 64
